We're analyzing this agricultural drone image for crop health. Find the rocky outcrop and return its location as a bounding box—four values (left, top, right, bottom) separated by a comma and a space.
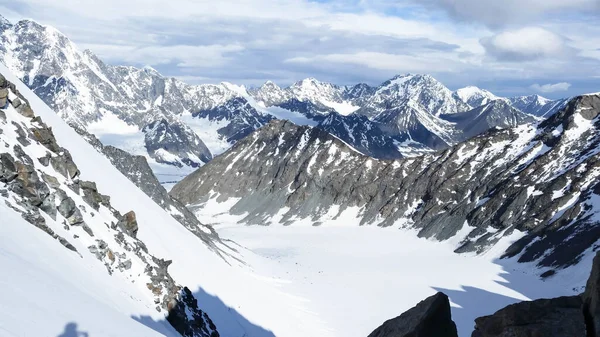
367, 292, 458, 337
370, 251, 600, 337
584, 252, 600, 337
167, 287, 220, 337
471, 296, 585, 337
172, 94, 600, 270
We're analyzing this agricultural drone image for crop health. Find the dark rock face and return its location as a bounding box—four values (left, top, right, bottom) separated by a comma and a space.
471, 296, 585, 337
317, 112, 403, 159
172, 94, 600, 269
143, 119, 212, 167
167, 287, 220, 337
193, 96, 274, 143
117, 211, 139, 237
441, 100, 538, 140
276, 98, 332, 121
367, 292, 458, 337
583, 251, 600, 337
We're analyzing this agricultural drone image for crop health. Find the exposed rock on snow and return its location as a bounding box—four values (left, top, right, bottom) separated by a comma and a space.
367, 292, 458, 337
472, 296, 585, 337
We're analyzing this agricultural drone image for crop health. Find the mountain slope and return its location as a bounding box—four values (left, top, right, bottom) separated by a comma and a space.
442, 100, 539, 140
1, 63, 341, 337
509, 95, 569, 117
454, 86, 508, 107
317, 112, 403, 159
0, 68, 219, 337
172, 94, 600, 271
358, 74, 471, 118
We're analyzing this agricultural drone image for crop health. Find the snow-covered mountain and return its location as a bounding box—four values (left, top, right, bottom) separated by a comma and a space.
0, 15, 570, 180
172, 93, 600, 272
357, 74, 471, 118
454, 86, 508, 107
4, 49, 600, 337
509, 94, 570, 117
441, 100, 539, 140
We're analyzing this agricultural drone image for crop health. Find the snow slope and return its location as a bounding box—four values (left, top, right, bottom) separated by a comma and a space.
0, 202, 176, 337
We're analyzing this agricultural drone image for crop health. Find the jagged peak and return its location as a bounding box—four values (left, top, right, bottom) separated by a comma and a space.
260, 80, 282, 90
142, 65, 161, 75
0, 14, 12, 27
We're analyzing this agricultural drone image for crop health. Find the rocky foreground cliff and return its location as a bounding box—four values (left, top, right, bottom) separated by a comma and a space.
368, 250, 600, 337
172, 94, 600, 272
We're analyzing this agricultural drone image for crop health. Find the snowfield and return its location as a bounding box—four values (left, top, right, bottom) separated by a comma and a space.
196, 196, 593, 337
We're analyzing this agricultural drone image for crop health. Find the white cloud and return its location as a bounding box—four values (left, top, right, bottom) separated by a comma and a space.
481, 27, 566, 61
530, 82, 572, 93
421, 0, 599, 27
1, 0, 599, 96
286, 51, 470, 73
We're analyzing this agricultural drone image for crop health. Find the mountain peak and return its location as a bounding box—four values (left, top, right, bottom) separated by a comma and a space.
0, 14, 11, 28
455, 86, 503, 108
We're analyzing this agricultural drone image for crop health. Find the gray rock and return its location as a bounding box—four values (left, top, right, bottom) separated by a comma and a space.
367, 292, 458, 337
583, 251, 600, 337
167, 287, 220, 337
11, 97, 21, 108
117, 211, 138, 237
80, 180, 103, 210
50, 150, 79, 179
56, 189, 84, 225
11, 161, 50, 206
471, 296, 585, 337
0, 153, 17, 183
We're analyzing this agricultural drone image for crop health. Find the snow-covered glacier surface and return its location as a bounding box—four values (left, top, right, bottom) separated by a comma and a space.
196, 197, 592, 337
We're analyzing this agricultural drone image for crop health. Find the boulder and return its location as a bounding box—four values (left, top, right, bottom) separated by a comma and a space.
80, 180, 103, 210
367, 292, 458, 337
11, 97, 21, 108
583, 251, 600, 337
50, 151, 80, 179
167, 287, 220, 337
56, 189, 84, 225
17, 104, 34, 118
117, 211, 138, 237
0, 88, 8, 109
471, 296, 585, 337
0, 153, 17, 183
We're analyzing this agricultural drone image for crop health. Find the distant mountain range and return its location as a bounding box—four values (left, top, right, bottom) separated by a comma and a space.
0, 15, 569, 184
171, 93, 600, 271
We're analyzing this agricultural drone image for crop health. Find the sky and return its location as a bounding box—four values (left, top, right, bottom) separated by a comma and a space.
1, 0, 599, 98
